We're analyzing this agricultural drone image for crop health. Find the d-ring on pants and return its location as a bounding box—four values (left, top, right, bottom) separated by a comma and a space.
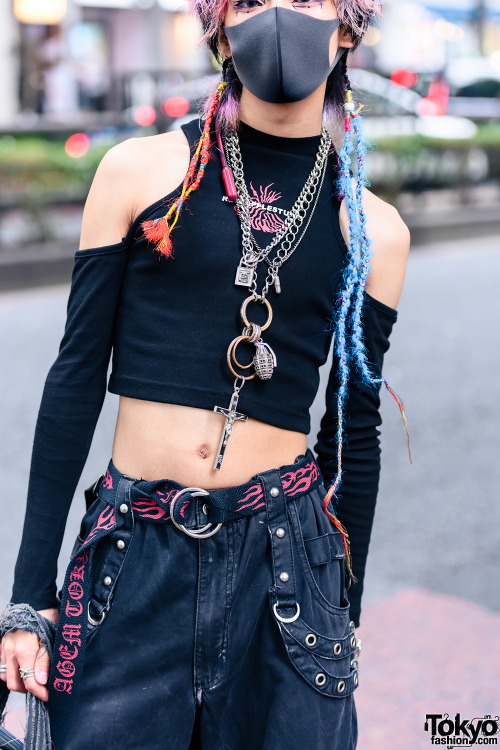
47, 449, 359, 750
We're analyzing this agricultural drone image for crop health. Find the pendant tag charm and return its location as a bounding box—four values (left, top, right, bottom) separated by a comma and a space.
274, 274, 281, 294
235, 264, 254, 287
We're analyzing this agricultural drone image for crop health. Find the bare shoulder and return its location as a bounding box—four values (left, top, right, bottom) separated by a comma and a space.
78, 127, 191, 251
339, 182, 411, 310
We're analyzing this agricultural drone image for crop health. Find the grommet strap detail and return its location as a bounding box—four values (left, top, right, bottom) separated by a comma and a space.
315, 673, 326, 686
305, 633, 317, 646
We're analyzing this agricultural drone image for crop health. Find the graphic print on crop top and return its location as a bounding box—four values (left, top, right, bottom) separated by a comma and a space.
222, 181, 289, 235
218, 119, 333, 260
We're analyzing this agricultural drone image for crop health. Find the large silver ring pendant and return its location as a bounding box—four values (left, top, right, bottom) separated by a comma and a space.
273, 601, 301, 623
169, 487, 222, 538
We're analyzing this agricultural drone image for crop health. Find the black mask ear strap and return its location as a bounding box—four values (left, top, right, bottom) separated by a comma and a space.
222, 56, 235, 83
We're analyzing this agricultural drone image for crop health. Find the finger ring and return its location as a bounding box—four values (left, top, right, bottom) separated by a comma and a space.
0, 664, 7, 673
19, 666, 36, 680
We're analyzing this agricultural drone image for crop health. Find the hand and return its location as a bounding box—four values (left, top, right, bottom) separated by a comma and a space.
0, 607, 59, 703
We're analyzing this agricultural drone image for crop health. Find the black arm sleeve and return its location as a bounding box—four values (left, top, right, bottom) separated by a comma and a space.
313, 291, 398, 628
10, 242, 128, 611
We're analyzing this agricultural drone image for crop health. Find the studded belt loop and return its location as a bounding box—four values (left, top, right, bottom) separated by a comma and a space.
88, 476, 137, 623
261, 470, 300, 623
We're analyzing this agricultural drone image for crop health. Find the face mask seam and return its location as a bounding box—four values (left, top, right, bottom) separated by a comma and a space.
275, 7, 284, 98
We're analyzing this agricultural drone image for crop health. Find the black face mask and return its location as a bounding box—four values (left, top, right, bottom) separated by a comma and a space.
223, 6, 346, 104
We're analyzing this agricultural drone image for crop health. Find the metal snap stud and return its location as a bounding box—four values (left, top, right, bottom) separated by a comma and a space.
351, 634, 356, 648
337, 680, 346, 693
349, 620, 355, 628
276, 527, 286, 538
103, 576, 112, 586
279, 571, 289, 582
119, 503, 129, 514
270, 487, 280, 497
333, 642, 342, 656
202, 503, 209, 516
305, 633, 317, 647
116, 539, 125, 550
315, 673, 326, 686
354, 673, 358, 686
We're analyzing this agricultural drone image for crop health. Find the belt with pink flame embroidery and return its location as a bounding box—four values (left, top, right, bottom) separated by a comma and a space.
95, 448, 324, 527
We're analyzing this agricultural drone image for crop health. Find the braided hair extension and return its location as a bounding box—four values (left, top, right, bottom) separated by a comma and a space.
320, 62, 411, 581
141, 81, 228, 257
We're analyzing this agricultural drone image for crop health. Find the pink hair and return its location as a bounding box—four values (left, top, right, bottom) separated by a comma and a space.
187, 0, 382, 55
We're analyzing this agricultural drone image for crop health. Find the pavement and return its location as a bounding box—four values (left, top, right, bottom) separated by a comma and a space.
1, 232, 499, 748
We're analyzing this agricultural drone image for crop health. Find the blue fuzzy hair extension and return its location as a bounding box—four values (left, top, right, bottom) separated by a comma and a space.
349, 113, 382, 387
323, 99, 409, 516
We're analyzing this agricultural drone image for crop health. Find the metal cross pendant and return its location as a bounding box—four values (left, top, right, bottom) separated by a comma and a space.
213, 380, 248, 471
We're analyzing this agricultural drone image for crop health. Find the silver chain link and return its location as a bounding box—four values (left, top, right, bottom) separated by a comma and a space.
222, 126, 332, 300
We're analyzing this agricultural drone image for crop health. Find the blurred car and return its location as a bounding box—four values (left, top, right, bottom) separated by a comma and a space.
442, 56, 500, 121
348, 68, 478, 140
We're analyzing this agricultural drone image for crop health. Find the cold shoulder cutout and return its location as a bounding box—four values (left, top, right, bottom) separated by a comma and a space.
364, 290, 398, 319
75, 239, 129, 258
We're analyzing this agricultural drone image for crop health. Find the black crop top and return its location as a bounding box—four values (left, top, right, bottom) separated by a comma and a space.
9, 116, 398, 627
107, 118, 349, 433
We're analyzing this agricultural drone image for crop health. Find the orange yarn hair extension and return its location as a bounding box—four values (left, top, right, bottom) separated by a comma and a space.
141, 81, 228, 259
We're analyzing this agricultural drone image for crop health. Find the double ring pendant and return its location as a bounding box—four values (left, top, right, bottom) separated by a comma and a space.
227, 294, 277, 382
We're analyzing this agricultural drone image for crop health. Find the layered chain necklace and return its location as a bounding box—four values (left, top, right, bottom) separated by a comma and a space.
212, 123, 333, 470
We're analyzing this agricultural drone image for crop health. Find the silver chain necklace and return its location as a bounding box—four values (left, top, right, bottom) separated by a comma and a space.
212, 123, 332, 471
222, 125, 332, 298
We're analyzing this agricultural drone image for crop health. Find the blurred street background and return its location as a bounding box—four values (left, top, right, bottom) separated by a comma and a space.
0, 0, 499, 747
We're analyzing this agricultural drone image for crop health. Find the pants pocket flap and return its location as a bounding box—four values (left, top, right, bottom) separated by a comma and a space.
304, 531, 346, 566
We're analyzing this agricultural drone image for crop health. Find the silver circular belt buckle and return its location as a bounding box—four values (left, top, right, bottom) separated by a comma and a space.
169, 487, 222, 538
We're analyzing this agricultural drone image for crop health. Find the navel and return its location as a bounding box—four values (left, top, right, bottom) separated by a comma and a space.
198, 445, 211, 460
